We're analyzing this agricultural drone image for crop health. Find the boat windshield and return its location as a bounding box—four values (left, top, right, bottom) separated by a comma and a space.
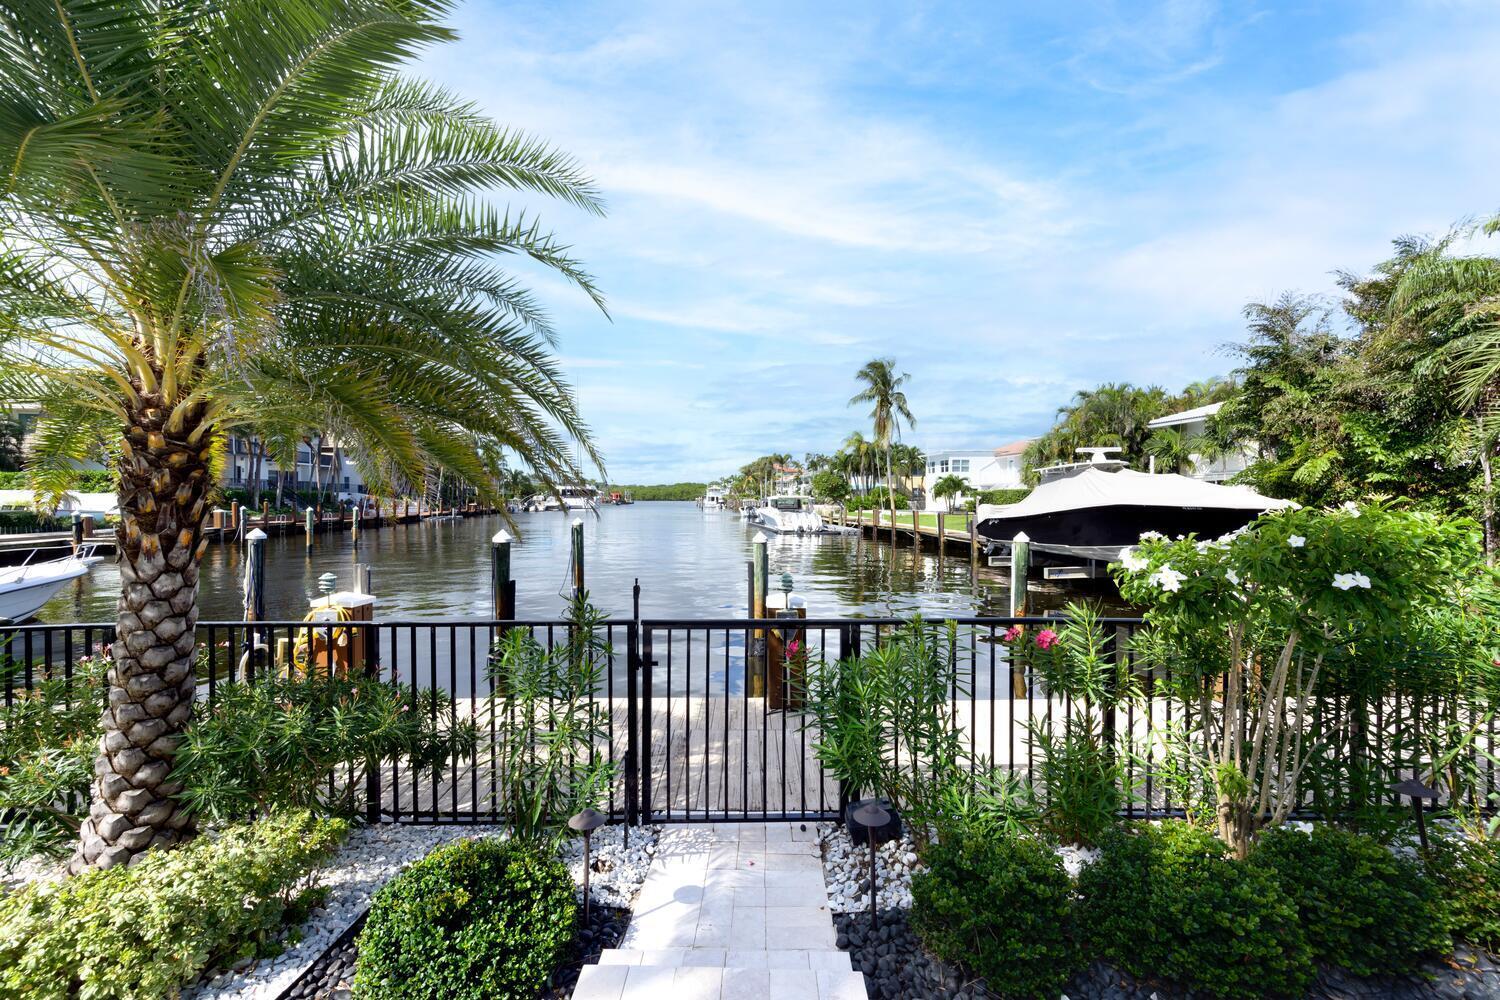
771, 497, 803, 510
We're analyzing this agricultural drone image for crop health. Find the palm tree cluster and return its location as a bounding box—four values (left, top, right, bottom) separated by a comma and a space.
1023, 379, 1237, 480
1215, 222, 1500, 554
0, 0, 604, 868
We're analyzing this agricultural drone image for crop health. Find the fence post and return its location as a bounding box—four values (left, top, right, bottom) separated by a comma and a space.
626, 619, 640, 831
640, 624, 654, 824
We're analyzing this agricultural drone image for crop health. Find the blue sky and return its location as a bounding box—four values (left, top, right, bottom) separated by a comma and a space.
416, 1, 1500, 484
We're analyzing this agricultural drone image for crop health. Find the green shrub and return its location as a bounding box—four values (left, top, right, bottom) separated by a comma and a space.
1078, 822, 1312, 999
485, 594, 615, 844
173, 674, 477, 823
0, 654, 108, 869
353, 837, 575, 1000
1423, 835, 1500, 950
0, 810, 347, 1000
912, 825, 1078, 999
1250, 824, 1448, 976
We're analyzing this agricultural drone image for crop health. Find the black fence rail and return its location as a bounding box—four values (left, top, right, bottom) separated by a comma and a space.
3, 614, 1493, 826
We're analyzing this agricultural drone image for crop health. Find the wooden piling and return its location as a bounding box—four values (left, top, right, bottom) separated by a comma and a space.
570, 517, 585, 598
750, 532, 768, 698
491, 530, 512, 619
1010, 531, 1030, 697
304, 506, 314, 548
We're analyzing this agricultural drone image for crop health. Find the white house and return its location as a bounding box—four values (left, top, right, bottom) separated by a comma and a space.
923, 440, 1030, 511
1145, 402, 1254, 482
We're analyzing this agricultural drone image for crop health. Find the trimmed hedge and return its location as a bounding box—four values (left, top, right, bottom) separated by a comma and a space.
0, 811, 347, 1000
353, 837, 575, 1000
912, 826, 1077, 1000
1251, 824, 1449, 976
1078, 822, 1312, 999
1422, 835, 1500, 951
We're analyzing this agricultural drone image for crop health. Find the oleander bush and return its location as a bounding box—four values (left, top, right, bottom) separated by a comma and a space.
1250, 824, 1449, 976
1424, 835, 1500, 951
911, 823, 1078, 1000
353, 837, 575, 1000
173, 674, 477, 823
0, 810, 346, 1000
1078, 821, 1313, 999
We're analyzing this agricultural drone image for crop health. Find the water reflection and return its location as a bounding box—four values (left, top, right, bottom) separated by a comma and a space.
38, 501, 1082, 625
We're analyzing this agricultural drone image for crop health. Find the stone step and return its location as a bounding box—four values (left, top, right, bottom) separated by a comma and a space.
573, 963, 867, 1000
593, 947, 851, 971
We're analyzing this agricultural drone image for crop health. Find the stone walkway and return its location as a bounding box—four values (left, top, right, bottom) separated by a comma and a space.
573, 823, 867, 1000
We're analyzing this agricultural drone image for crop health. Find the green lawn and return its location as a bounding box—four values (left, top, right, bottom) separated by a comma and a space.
846, 510, 973, 534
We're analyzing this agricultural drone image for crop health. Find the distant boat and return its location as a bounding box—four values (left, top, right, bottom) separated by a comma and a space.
701, 486, 728, 510
749, 495, 824, 535
976, 466, 1293, 558
0, 546, 102, 623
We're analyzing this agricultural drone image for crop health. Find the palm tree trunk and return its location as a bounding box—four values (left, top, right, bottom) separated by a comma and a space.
73, 398, 208, 871
885, 445, 896, 544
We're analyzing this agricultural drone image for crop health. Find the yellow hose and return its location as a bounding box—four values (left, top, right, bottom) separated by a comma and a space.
291, 603, 356, 676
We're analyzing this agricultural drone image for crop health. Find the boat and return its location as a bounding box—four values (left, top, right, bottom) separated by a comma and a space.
0, 546, 101, 623
607, 491, 633, 505
701, 486, 728, 510
975, 465, 1294, 560
749, 495, 824, 535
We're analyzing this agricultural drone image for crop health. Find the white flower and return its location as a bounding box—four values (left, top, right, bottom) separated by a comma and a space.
1342, 501, 1361, 517
1118, 548, 1148, 572
1288, 535, 1306, 548
1150, 565, 1187, 593
1138, 530, 1165, 541
1334, 571, 1373, 591
1225, 569, 1240, 586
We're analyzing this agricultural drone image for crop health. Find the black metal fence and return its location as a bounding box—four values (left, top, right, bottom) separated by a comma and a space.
3, 613, 1491, 826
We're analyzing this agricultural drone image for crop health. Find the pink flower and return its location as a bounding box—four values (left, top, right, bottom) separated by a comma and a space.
1002, 625, 1022, 642
1035, 629, 1059, 650
787, 639, 800, 656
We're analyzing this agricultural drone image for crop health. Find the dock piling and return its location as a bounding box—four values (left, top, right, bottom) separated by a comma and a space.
491, 530, 513, 619
750, 532, 768, 698
570, 518, 585, 598
304, 506, 314, 548
1009, 531, 1031, 697
244, 528, 267, 622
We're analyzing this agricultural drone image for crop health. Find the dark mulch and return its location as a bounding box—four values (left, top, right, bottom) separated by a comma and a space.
833, 910, 1500, 1000
276, 904, 630, 1000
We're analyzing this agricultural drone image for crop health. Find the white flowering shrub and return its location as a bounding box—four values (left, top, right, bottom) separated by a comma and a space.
1114, 502, 1484, 858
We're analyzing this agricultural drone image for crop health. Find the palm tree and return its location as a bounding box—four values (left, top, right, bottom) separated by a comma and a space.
0, 0, 604, 869
850, 359, 915, 537
930, 473, 968, 512
840, 431, 874, 494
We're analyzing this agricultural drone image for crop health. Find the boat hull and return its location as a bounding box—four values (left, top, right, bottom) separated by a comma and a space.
977, 503, 1265, 548
0, 558, 92, 623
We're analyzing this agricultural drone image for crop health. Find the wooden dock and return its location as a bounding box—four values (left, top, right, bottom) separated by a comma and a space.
375, 691, 1187, 821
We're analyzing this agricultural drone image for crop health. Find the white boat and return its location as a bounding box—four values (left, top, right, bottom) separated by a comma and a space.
561, 486, 598, 512
750, 495, 824, 535
701, 486, 728, 510
0, 547, 101, 623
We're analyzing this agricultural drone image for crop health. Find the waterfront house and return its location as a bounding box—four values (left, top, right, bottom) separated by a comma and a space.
1145, 403, 1254, 482
923, 440, 1031, 511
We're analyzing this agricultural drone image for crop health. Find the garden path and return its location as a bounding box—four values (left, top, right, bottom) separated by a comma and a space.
572, 823, 867, 1000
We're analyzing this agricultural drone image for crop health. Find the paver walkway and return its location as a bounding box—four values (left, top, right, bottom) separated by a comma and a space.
573, 823, 866, 1000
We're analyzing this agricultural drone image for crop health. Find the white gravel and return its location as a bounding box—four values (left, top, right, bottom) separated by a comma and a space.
818, 823, 1104, 912
817, 823, 920, 913
177, 820, 658, 1000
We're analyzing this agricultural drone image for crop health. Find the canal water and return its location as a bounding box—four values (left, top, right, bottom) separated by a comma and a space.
39, 501, 1037, 625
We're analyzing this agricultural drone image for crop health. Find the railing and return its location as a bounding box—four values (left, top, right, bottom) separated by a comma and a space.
4, 614, 1492, 826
